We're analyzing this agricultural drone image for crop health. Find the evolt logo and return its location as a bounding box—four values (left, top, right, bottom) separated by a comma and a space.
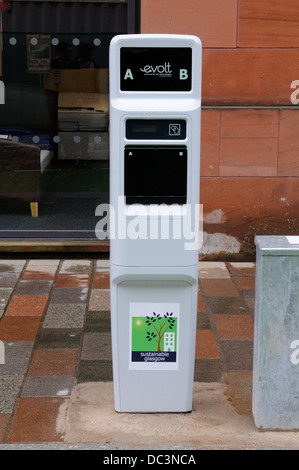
0, 80, 5, 104
140, 62, 172, 76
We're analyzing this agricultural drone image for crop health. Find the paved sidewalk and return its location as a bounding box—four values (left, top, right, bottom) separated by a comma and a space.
0, 258, 256, 444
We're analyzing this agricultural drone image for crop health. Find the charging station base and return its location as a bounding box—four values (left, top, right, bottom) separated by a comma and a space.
111, 276, 197, 412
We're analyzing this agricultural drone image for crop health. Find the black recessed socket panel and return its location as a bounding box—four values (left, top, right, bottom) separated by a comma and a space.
125, 146, 187, 205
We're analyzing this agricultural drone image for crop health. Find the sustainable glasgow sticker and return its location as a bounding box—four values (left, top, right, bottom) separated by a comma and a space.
129, 302, 180, 370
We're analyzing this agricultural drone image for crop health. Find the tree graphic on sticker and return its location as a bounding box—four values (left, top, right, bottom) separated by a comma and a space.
145, 312, 176, 352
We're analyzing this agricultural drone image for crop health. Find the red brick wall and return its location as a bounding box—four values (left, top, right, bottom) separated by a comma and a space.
141, 0, 299, 258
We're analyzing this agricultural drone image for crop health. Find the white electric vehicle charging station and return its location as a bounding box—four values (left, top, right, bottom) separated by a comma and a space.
109, 34, 202, 412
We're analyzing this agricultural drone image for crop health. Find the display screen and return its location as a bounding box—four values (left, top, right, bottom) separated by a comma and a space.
120, 47, 192, 92
133, 125, 158, 133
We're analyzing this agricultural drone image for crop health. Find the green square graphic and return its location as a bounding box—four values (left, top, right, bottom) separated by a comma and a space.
132, 314, 177, 353
129, 302, 180, 369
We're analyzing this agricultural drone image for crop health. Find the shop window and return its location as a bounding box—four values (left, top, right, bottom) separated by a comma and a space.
0, 1, 139, 239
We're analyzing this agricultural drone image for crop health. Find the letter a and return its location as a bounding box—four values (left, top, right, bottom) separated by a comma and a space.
124, 69, 134, 80
179, 69, 188, 80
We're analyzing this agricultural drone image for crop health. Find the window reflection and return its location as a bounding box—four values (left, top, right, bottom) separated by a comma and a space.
0, 33, 112, 233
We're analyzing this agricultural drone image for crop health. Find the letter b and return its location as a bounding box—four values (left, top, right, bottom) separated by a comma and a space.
180, 69, 188, 80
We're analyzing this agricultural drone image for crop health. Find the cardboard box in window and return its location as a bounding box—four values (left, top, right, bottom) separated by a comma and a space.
45, 68, 109, 94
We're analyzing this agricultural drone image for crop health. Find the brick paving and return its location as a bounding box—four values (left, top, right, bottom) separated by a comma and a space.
0, 258, 255, 443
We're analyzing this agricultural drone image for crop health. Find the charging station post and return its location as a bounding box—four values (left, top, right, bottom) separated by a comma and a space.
109, 34, 202, 412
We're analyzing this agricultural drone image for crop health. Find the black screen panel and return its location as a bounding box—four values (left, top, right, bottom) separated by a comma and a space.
120, 47, 192, 92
